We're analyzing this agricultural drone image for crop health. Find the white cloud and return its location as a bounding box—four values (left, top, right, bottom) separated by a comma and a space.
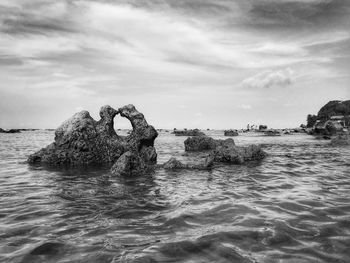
241, 68, 294, 89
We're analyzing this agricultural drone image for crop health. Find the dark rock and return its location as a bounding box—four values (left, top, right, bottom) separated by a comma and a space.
184, 136, 217, 151
27, 105, 158, 176
0, 128, 21, 133
213, 144, 267, 164
259, 125, 268, 131
224, 129, 239, 136
111, 151, 147, 176
184, 136, 235, 152
317, 100, 350, 121
163, 155, 214, 170
173, 129, 205, 136
184, 136, 266, 164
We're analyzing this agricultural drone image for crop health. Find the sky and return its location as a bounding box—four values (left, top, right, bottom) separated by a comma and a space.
0, 0, 350, 129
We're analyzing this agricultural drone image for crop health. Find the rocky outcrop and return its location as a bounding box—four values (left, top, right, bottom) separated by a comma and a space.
111, 151, 148, 176
0, 128, 21, 133
224, 130, 239, 136
27, 105, 158, 176
317, 100, 350, 121
184, 136, 217, 151
184, 136, 266, 165
173, 129, 205, 137
184, 136, 235, 152
163, 155, 214, 170
213, 144, 266, 164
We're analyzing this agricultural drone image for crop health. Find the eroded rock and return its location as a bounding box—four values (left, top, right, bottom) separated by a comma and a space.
184, 136, 266, 165
27, 105, 158, 175
224, 129, 239, 136
163, 155, 214, 170
213, 144, 266, 164
184, 136, 235, 152
173, 129, 205, 137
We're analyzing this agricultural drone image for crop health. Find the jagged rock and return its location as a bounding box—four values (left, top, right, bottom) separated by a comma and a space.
224, 129, 239, 136
184, 136, 217, 151
184, 136, 266, 164
330, 134, 350, 146
173, 129, 205, 137
184, 136, 235, 152
27, 105, 158, 173
111, 151, 147, 176
163, 155, 214, 170
214, 144, 267, 164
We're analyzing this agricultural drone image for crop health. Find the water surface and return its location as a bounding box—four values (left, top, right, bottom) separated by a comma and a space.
1, 130, 350, 263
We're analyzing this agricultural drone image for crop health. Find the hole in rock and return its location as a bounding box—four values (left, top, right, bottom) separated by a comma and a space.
114, 115, 133, 136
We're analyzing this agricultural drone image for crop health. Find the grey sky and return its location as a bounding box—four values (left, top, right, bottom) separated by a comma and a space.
0, 0, 349, 129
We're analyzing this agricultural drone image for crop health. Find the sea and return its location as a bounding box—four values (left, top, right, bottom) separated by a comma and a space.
0, 130, 350, 263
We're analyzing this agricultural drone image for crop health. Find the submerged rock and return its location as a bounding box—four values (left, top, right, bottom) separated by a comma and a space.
27, 105, 158, 176
163, 155, 214, 170
173, 129, 205, 137
224, 129, 239, 136
184, 136, 266, 165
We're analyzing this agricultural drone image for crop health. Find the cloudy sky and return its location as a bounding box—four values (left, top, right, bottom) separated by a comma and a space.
0, 0, 349, 129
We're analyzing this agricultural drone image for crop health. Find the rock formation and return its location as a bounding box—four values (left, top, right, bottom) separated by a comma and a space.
184, 136, 235, 151
224, 130, 239, 136
0, 128, 21, 133
183, 136, 266, 165
173, 129, 205, 136
27, 105, 158, 176
213, 144, 266, 164
162, 155, 214, 170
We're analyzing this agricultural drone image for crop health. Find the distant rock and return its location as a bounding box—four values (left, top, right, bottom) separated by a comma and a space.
307, 100, 350, 137
0, 128, 21, 133
317, 100, 350, 121
224, 129, 239, 136
259, 125, 268, 131
173, 129, 205, 136
28, 105, 158, 176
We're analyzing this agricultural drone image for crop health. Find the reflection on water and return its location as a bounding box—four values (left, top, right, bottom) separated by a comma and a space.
0, 130, 350, 263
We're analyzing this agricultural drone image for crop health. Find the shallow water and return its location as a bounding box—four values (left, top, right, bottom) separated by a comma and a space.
0, 130, 350, 263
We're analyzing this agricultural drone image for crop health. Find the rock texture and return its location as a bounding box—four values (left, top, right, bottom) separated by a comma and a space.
224, 130, 239, 136
27, 105, 158, 176
173, 129, 205, 137
213, 144, 266, 164
184, 136, 235, 152
184, 136, 266, 165
163, 155, 214, 170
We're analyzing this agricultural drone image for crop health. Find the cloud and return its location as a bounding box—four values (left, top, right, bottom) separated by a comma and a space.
241, 68, 294, 89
